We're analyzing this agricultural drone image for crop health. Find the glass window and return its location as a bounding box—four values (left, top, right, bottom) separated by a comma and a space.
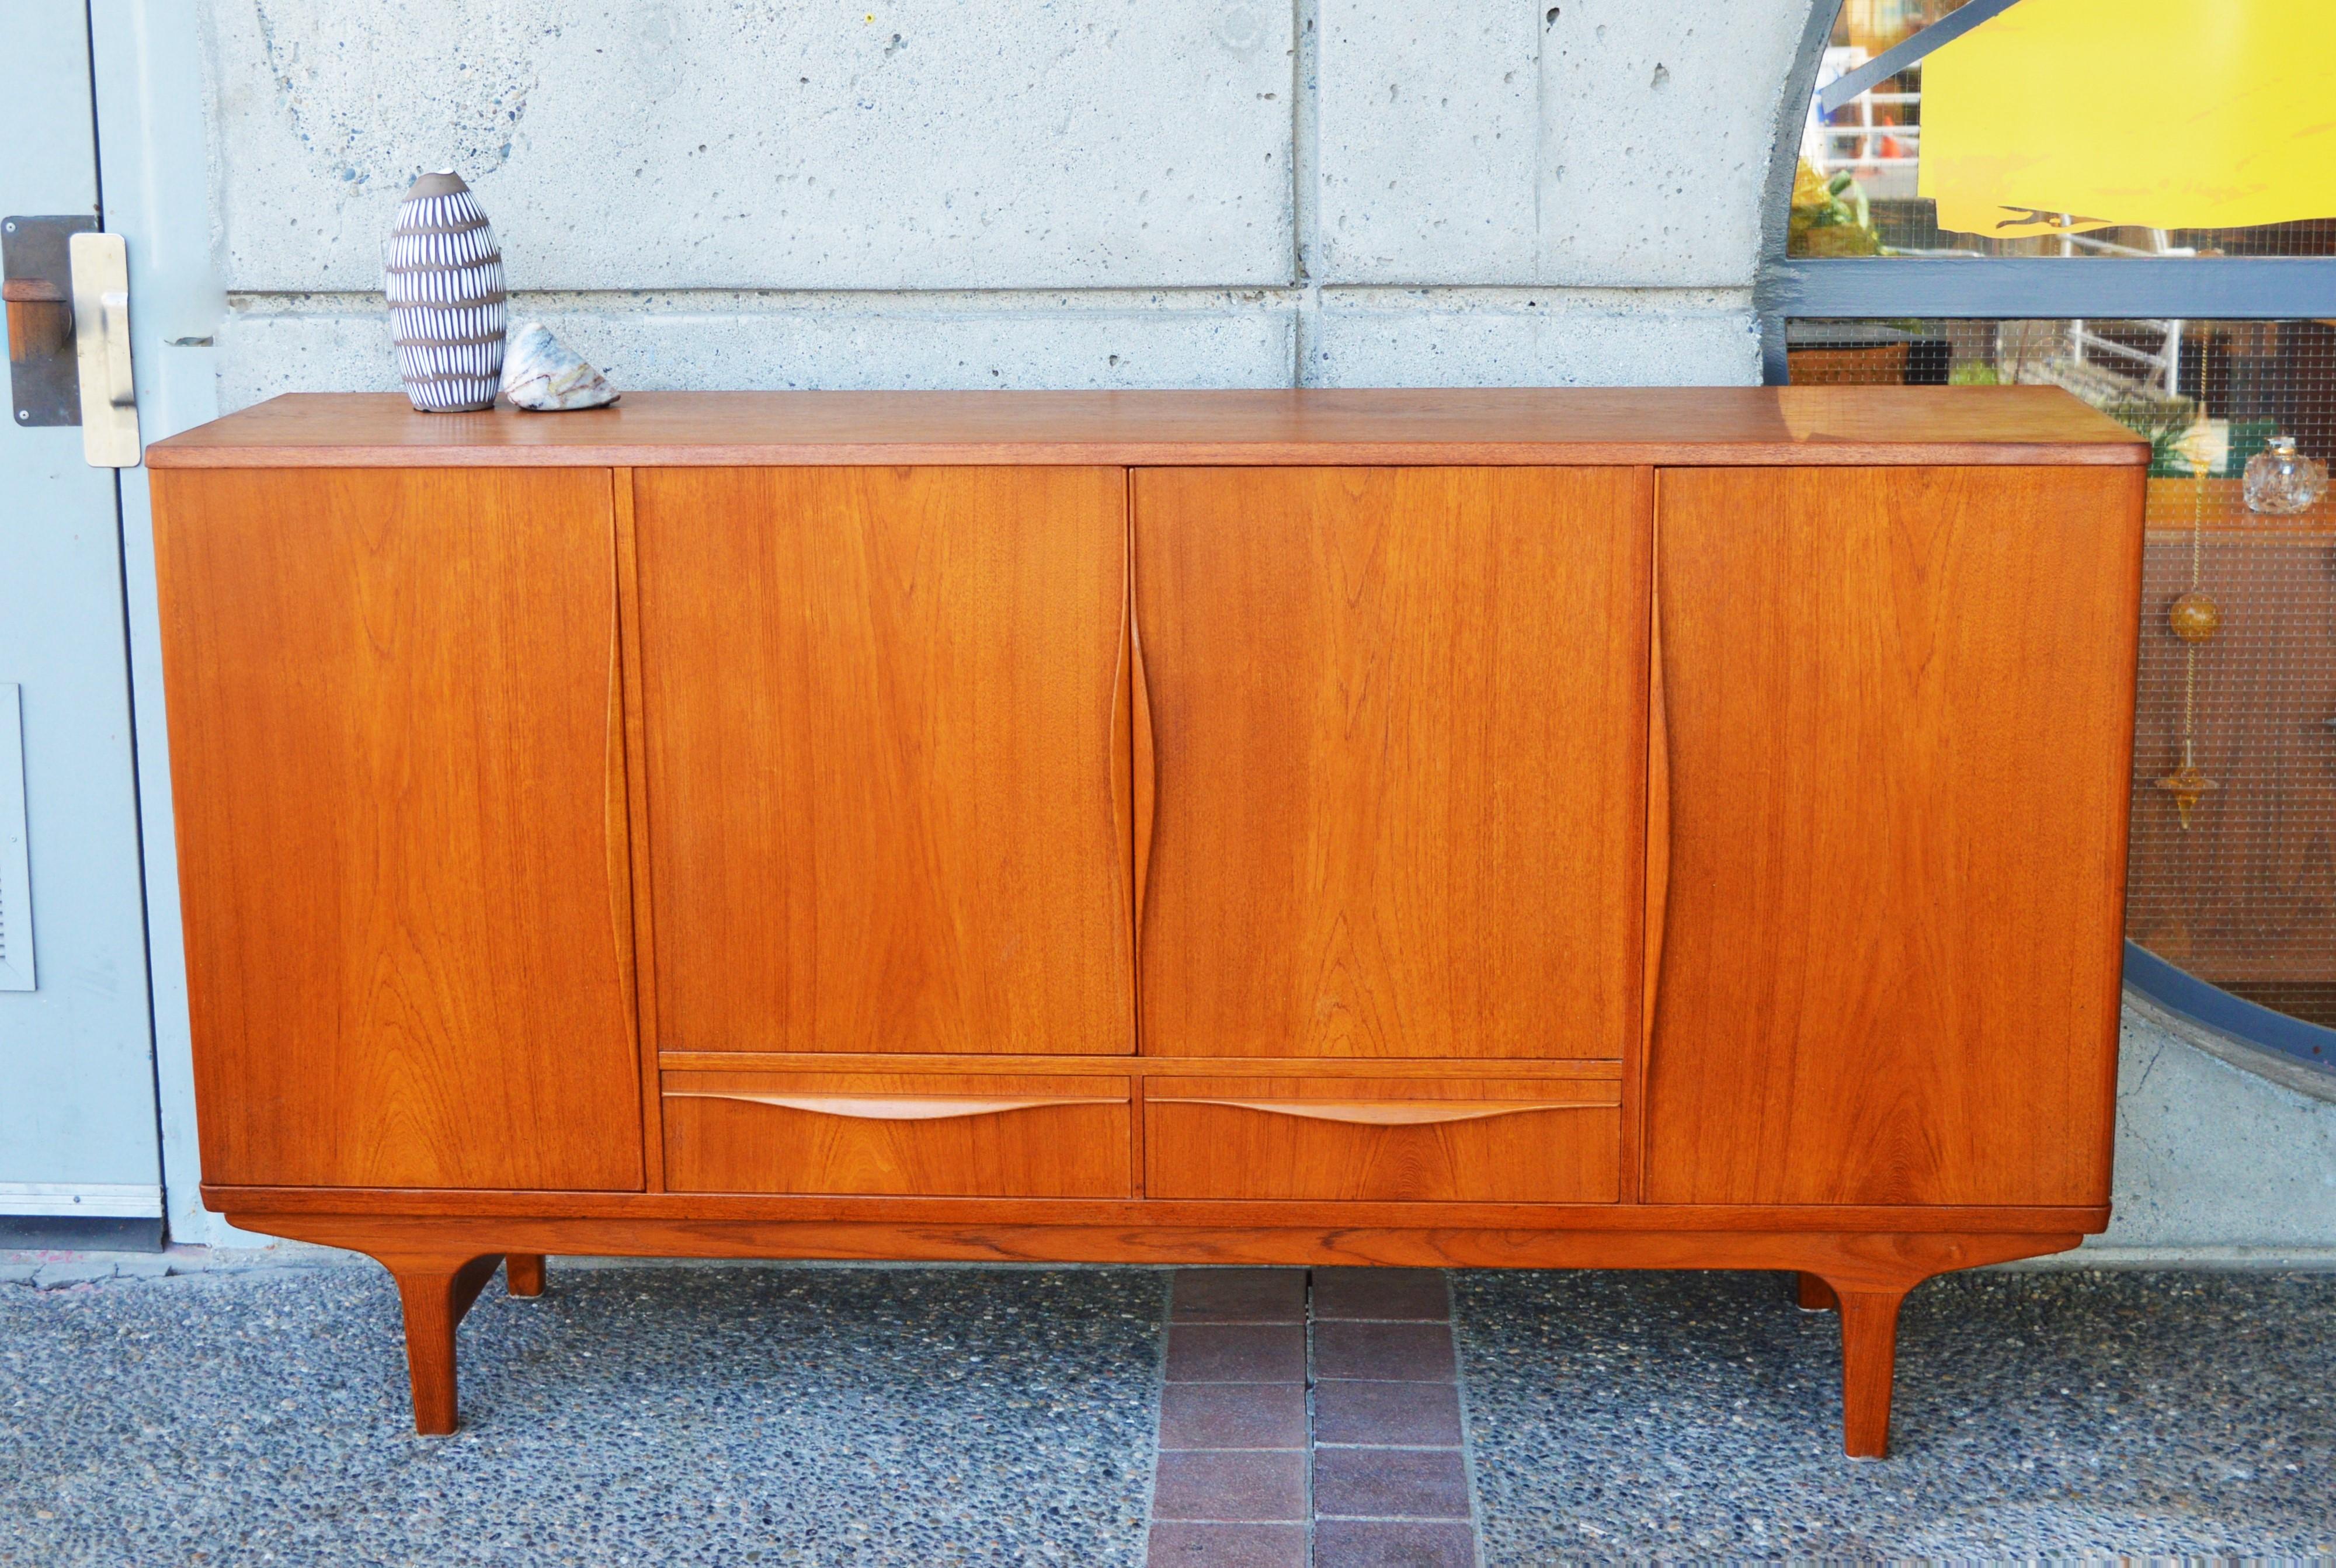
1793, 0, 2336, 262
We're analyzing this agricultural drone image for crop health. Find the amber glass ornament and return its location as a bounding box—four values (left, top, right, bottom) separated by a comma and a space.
2167, 591, 2221, 642
2156, 762, 2217, 829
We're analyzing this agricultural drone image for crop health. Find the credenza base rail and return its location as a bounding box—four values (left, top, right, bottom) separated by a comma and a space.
215, 1192, 2095, 1458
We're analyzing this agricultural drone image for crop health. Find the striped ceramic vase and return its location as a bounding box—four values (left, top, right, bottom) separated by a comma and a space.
383, 171, 506, 412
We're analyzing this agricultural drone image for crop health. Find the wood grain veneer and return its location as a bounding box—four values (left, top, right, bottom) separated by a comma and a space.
653, 1051, 1628, 1079
611, 469, 668, 1189
1145, 1075, 1622, 1202
660, 1070, 1132, 1197
155, 468, 644, 1191
630, 465, 1132, 1056
205, 1184, 2109, 1233
1132, 467, 1649, 1059
145, 387, 2149, 470
1642, 465, 2146, 1207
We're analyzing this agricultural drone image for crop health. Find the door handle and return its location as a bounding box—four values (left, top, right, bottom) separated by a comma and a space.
100, 291, 134, 408
1121, 495, 1157, 969
1148, 1098, 1606, 1125
68, 232, 139, 467
665, 1091, 1124, 1122
1643, 536, 1669, 1062
1131, 597, 1156, 934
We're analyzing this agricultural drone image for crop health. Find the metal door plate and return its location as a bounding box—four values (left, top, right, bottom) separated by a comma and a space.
4, 215, 98, 427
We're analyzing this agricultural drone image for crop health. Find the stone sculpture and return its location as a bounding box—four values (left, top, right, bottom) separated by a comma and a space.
500, 322, 620, 411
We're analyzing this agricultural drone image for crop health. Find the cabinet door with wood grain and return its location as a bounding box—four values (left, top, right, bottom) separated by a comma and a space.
1643, 465, 2144, 1207
155, 468, 644, 1191
632, 467, 1131, 1056
1133, 467, 1652, 1059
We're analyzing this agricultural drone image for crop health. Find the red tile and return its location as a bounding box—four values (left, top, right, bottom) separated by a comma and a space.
1312, 1379, 1462, 1446
1311, 1447, 1471, 1521
1172, 1268, 1308, 1323
1161, 1383, 1309, 1450
1309, 1520, 1476, 1567
1309, 1268, 1450, 1322
1151, 1449, 1309, 1522
1309, 1321, 1455, 1382
1146, 1522, 1309, 1567
1167, 1323, 1308, 1383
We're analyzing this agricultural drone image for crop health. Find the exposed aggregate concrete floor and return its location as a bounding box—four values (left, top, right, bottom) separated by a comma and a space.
1458, 1268, 2336, 1562
2, 1260, 2330, 1563
1, 1263, 1163, 1566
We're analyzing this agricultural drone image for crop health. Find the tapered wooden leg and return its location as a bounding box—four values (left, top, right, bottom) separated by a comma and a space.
383, 1253, 503, 1435
505, 1254, 545, 1298
1795, 1271, 1840, 1311
1835, 1285, 1909, 1459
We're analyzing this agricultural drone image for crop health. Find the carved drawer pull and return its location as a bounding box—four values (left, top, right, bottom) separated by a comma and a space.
665, 1091, 1122, 1122
1148, 1098, 1598, 1126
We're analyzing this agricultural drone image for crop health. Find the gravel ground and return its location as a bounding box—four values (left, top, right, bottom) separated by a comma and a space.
1455, 1267, 2336, 1562
4, 1258, 2330, 1563
0, 1261, 1164, 1567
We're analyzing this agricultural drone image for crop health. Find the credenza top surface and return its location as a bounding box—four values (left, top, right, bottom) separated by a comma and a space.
148, 386, 2147, 470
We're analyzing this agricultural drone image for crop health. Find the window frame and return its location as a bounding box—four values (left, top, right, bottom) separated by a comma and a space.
1755, 0, 2336, 381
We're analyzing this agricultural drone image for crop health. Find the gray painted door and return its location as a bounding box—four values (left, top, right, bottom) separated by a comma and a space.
0, 1, 162, 1237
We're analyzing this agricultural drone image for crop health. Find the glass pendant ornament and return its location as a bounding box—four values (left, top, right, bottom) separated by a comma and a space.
2156, 760, 2217, 829
2242, 435, 2328, 515
2158, 458, 2219, 830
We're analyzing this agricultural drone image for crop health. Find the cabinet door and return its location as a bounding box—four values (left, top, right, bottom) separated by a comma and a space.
1643, 465, 2144, 1207
632, 467, 1131, 1055
157, 468, 644, 1191
1134, 467, 1652, 1059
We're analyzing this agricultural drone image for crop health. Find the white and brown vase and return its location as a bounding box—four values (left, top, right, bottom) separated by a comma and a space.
383, 171, 506, 412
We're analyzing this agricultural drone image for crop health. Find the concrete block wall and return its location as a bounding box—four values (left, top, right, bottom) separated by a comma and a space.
198, 0, 1811, 406
185, 0, 2336, 1262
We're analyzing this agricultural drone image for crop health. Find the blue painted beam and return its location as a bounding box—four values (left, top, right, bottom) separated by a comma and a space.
2124, 941, 2336, 1078
1765, 256, 2336, 320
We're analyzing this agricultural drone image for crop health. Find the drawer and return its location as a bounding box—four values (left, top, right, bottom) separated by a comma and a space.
1144, 1075, 1621, 1202
662, 1071, 1132, 1196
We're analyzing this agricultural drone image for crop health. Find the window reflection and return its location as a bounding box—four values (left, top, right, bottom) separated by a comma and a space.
1793, 0, 2336, 261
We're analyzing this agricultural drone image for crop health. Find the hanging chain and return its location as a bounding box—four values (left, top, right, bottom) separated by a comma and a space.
2182, 462, 2202, 772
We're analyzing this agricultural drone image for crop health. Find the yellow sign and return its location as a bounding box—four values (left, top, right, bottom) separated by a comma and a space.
1920, 0, 2336, 237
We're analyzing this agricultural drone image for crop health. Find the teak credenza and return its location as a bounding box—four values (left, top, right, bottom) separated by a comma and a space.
148, 387, 2147, 1455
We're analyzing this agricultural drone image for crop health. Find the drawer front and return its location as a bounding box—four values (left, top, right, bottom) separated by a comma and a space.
663, 1072, 1132, 1196
1144, 1076, 1621, 1202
